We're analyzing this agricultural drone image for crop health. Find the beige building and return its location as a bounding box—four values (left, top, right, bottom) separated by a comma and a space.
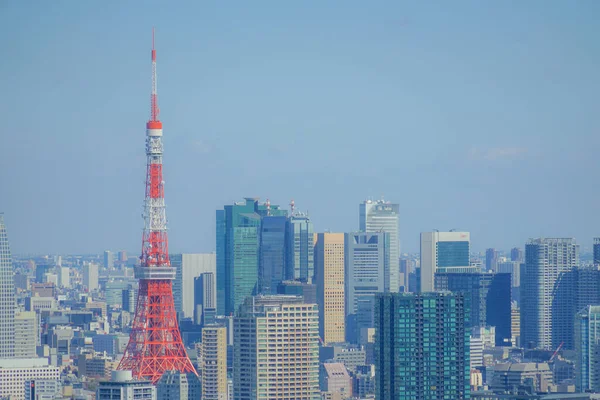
14, 311, 38, 358
200, 325, 227, 400
512, 302, 521, 347
234, 295, 320, 400
315, 233, 345, 344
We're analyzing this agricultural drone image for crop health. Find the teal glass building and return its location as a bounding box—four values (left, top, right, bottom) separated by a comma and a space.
216, 198, 262, 315
375, 292, 470, 400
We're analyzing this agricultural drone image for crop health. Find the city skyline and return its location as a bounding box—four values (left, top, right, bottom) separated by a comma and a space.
2, 2, 600, 255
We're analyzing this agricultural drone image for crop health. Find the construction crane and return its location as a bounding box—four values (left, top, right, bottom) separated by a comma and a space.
549, 342, 564, 363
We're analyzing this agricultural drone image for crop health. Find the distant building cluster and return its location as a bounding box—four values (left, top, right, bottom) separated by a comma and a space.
5, 193, 600, 400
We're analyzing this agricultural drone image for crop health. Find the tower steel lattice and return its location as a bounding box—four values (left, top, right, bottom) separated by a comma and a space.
117, 29, 197, 383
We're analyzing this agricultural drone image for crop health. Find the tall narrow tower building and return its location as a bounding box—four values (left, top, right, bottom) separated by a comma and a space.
117, 31, 196, 383
0, 214, 15, 358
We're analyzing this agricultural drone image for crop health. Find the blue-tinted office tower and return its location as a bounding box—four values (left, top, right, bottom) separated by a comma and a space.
435, 272, 512, 346
594, 238, 600, 265
375, 292, 470, 400
259, 216, 287, 294
216, 198, 262, 316
286, 213, 314, 283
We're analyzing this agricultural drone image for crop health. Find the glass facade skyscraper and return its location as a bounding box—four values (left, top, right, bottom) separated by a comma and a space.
259, 216, 287, 294
286, 213, 314, 283
216, 199, 262, 315
0, 214, 15, 358
375, 292, 470, 399
359, 199, 400, 292
435, 272, 512, 346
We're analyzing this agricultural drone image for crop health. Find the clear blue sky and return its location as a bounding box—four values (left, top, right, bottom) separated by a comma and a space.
1, 1, 599, 255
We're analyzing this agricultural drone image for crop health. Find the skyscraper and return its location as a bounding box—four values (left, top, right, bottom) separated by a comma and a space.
58, 266, 70, 288
216, 198, 263, 316
594, 238, 600, 265
258, 215, 287, 294
194, 272, 216, 325
83, 263, 99, 291
359, 199, 400, 292
375, 292, 470, 399
233, 295, 320, 400
435, 272, 512, 346
511, 247, 524, 262
0, 214, 15, 359
575, 305, 600, 392
104, 250, 114, 269
315, 232, 345, 344
199, 325, 227, 400
172, 253, 216, 319
286, 212, 314, 282
485, 248, 498, 272
420, 231, 470, 292
521, 238, 579, 350
344, 232, 389, 343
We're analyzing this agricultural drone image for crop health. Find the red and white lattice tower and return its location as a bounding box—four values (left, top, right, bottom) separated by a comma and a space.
118, 29, 196, 383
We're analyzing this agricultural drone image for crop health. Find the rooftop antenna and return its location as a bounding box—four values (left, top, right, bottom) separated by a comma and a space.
290, 199, 295, 215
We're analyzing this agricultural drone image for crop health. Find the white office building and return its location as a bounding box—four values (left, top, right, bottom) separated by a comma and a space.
172, 253, 216, 319
83, 263, 99, 291
97, 371, 155, 400
359, 199, 401, 292
0, 358, 60, 400
420, 231, 470, 292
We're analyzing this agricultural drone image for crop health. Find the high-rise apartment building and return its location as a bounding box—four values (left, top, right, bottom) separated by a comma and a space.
435, 272, 512, 346
0, 214, 15, 358
200, 325, 227, 400
97, 371, 155, 400
194, 272, 216, 325
171, 253, 216, 319
359, 199, 400, 292
521, 238, 579, 350
286, 212, 314, 283
259, 216, 287, 294
233, 295, 320, 400
420, 231, 470, 292
104, 250, 114, 269
315, 232, 345, 344
216, 198, 263, 315
14, 311, 38, 358
575, 305, 600, 392
375, 292, 470, 399
83, 263, 99, 291
344, 232, 389, 343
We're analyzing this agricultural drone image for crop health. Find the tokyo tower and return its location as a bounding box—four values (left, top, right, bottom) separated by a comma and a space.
118, 30, 197, 383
